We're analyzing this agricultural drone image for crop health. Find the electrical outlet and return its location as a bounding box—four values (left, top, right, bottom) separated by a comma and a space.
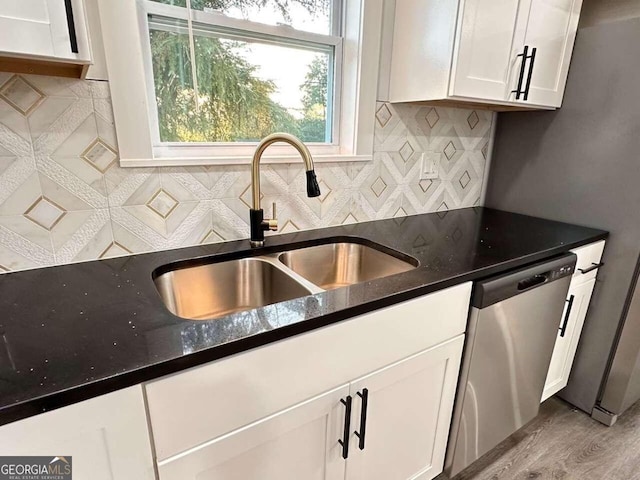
420, 152, 440, 180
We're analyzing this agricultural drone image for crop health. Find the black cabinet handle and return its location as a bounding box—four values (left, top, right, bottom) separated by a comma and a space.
354, 388, 369, 450
560, 295, 575, 337
338, 396, 352, 459
511, 45, 529, 100
64, 0, 79, 53
578, 262, 604, 274
523, 47, 537, 101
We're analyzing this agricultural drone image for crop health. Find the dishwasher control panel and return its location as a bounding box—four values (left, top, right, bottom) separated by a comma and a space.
472, 253, 577, 309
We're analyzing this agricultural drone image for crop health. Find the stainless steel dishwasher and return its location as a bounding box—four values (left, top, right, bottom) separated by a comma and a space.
445, 253, 577, 477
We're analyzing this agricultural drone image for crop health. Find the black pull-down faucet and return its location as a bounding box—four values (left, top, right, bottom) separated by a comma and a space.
249, 133, 321, 247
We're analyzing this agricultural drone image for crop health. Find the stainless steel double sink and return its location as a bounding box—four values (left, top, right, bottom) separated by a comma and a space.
154, 241, 418, 321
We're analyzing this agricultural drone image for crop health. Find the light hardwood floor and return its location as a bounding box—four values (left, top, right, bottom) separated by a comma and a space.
436, 397, 640, 480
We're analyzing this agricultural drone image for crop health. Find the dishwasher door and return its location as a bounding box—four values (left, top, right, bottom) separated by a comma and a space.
445, 253, 576, 477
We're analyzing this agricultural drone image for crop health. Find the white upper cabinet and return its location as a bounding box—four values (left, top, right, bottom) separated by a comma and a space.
520, 0, 583, 107
0, 0, 91, 70
450, 0, 529, 102
385, 0, 583, 109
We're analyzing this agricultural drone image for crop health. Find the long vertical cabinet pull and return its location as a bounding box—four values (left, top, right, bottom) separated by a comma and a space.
354, 388, 369, 450
523, 47, 538, 101
511, 45, 529, 100
338, 396, 352, 459
64, 0, 79, 53
560, 295, 575, 337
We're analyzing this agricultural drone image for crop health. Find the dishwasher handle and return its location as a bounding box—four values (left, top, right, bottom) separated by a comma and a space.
517, 274, 548, 291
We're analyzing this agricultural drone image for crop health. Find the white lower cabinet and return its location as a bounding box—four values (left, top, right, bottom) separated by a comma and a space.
542, 278, 597, 401
542, 240, 606, 401
158, 384, 350, 480
158, 336, 464, 480
0, 386, 156, 480
346, 337, 464, 480
149, 283, 472, 480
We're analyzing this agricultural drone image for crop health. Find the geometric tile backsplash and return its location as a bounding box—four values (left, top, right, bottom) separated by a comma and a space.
0, 73, 493, 274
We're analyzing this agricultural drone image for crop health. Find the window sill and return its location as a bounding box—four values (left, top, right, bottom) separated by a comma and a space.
118, 153, 373, 168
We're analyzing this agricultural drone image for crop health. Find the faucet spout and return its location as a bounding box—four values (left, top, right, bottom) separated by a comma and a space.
249, 133, 321, 247
251, 132, 319, 209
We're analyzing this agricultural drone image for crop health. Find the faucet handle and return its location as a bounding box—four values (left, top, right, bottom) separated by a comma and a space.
267, 202, 278, 231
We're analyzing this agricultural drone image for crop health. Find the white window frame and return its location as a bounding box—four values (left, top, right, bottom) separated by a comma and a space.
97, 0, 383, 167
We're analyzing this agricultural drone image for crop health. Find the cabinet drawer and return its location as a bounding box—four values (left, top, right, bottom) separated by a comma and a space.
571, 240, 605, 283
145, 282, 472, 460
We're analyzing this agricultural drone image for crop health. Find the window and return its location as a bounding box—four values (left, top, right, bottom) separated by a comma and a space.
146, 0, 341, 146
98, 0, 382, 166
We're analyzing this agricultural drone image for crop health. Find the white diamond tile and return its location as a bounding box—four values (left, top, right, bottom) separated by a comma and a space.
24, 197, 65, 230
82, 139, 118, 173
459, 170, 471, 189
374, 102, 402, 145
147, 190, 178, 218
467, 111, 480, 130
426, 108, 440, 129
443, 141, 457, 161
361, 161, 399, 212
0, 76, 44, 115
399, 141, 415, 162
375, 103, 392, 128
371, 177, 387, 197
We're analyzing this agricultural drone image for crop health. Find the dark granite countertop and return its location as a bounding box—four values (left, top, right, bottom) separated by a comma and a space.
0, 207, 607, 426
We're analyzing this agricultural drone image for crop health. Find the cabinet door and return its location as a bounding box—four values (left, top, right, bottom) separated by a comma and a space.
0, 0, 90, 61
451, 0, 531, 101
0, 386, 156, 480
518, 0, 583, 107
346, 336, 464, 480
158, 384, 350, 480
542, 278, 597, 401
0, 0, 56, 57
